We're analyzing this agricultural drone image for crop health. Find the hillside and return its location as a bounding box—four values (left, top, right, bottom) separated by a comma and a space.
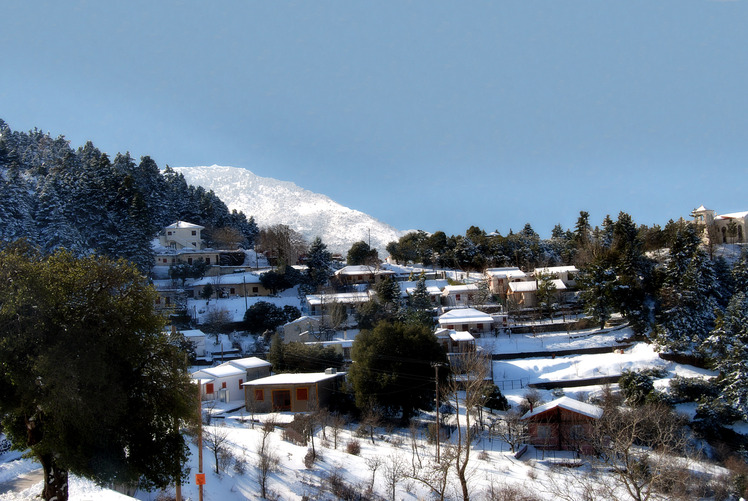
172, 165, 406, 255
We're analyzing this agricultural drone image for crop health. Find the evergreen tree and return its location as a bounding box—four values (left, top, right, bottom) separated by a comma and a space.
347, 240, 378, 266
656, 226, 719, 352
374, 275, 402, 312
702, 293, 748, 420
305, 236, 333, 290
409, 272, 432, 310
578, 263, 617, 329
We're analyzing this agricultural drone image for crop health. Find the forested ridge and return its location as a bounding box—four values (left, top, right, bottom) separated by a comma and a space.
0, 119, 258, 270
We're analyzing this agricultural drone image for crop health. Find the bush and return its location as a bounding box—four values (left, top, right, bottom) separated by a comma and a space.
619, 369, 655, 405
304, 448, 316, 469
282, 427, 307, 446
346, 440, 361, 455
668, 376, 718, 404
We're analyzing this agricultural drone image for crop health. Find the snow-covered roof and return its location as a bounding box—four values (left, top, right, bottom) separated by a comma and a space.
442, 284, 479, 295
450, 331, 475, 342
227, 357, 272, 370
181, 329, 207, 338
693, 205, 711, 213
534, 266, 578, 275
521, 396, 603, 420
334, 265, 395, 276
438, 307, 493, 324
716, 211, 748, 220
508, 279, 566, 293
484, 267, 526, 279
243, 371, 345, 386
305, 291, 372, 305
165, 220, 204, 229
192, 364, 246, 379
191, 272, 263, 286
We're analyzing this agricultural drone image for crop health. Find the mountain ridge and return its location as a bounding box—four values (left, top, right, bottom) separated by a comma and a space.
172, 165, 406, 255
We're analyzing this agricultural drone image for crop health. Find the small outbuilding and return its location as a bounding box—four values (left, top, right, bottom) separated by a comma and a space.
243, 370, 346, 413
521, 396, 603, 454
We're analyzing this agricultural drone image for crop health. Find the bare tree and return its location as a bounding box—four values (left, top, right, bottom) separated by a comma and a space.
408, 420, 422, 472
408, 444, 456, 501
446, 350, 492, 501
365, 455, 383, 491
330, 412, 346, 450
491, 410, 528, 454
590, 402, 691, 501
382, 453, 407, 501
204, 424, 231, 474
257, 419, 280, 499
256, 224, 308, 266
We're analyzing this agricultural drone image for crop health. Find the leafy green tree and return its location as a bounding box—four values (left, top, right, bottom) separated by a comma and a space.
260, 265, 301, 294
348, 322, 447, 424
0, 245, 195, 501
243, 301, 293, 334
347, 240, 379, 266
199, 282, 215, 300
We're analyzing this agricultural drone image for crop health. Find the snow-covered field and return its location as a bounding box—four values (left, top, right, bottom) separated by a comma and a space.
1, 326, 734, 501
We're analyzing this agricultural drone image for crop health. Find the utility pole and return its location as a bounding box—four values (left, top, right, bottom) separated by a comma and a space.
432, 362, 444, 462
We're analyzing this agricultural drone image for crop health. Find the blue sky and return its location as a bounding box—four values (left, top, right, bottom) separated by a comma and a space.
2, 1, 746, 238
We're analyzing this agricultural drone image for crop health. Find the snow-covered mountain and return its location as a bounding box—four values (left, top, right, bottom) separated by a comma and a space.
172, 165, 405, 255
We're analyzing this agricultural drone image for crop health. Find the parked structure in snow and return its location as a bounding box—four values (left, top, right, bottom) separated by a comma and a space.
192, 357, 272, 403
437, 307, 494, 335
521, 396, 603, 454
692, 204, 748, 244
243, 370, 346, 412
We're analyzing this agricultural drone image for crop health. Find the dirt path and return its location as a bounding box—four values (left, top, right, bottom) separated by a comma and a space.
0, 468, 43, 496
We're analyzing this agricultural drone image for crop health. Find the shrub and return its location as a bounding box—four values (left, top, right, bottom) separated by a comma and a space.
346, 440, 361, 455
618, 369, 655, 405
304, 448, 316, 469
668, 376, 718, 404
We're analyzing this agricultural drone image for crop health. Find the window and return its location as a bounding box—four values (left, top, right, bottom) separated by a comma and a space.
477, 323, 483, 330
238, 379, 243, 390
206, 383, 214, 394
188, 258, 193, 265
155, 297, 161, 305
165, 297, 171, 305
255, 389, 264, 401
192, 230, 197, 236
252, 287, 259, 293
296, 388, 308, 401
456, 294, 461, 301
221, 381, 227, 389
229, 288, 236, 295
536, 424, 552, 441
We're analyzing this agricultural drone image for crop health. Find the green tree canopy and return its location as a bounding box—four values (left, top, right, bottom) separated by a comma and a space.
348, 321, 447, 424
346, 240, 379, 266
243, 301, 300, 334
0, 244, 195, 501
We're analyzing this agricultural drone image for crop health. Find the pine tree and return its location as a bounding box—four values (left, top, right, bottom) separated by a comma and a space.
409, 272, 432, 310
305, 236, 333, 290
702, 293, 748, 420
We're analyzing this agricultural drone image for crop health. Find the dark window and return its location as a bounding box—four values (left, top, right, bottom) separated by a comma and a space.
206, 383, 214, 394
272, 390, 292, 411
238, 379, 243, 389
221, 381, 227, 389
296, 388, 308, 401
255, 389, 264, 401
192, 230, 197, 236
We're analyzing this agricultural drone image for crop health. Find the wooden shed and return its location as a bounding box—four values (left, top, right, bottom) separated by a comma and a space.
243, 370, 346, 413
521, 396, 603, 454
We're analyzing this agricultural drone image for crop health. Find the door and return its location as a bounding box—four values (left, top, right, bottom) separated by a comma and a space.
272, 389, 292, 411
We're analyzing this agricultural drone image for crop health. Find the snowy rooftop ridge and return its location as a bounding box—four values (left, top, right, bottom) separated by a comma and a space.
521, 396, 604, 420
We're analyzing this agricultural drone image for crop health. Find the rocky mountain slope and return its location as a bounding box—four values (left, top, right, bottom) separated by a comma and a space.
172, 165, 405, 254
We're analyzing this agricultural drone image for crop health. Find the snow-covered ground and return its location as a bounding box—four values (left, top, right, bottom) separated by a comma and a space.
1, 328, 733, 501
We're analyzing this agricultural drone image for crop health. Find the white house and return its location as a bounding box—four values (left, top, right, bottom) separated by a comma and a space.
333, 265, 396, 286
437, 307, 494, 335
533, 266, 578, 288
506, 279, 566, 308
485, 267, 527, 297
192, 357, 272, 402
159, 221, 205, 250
181, 328, 207, 357
280, 316, 322, 343
441, 284, 480, 307
692, 204, 748, 244
304, 291, 373, 317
